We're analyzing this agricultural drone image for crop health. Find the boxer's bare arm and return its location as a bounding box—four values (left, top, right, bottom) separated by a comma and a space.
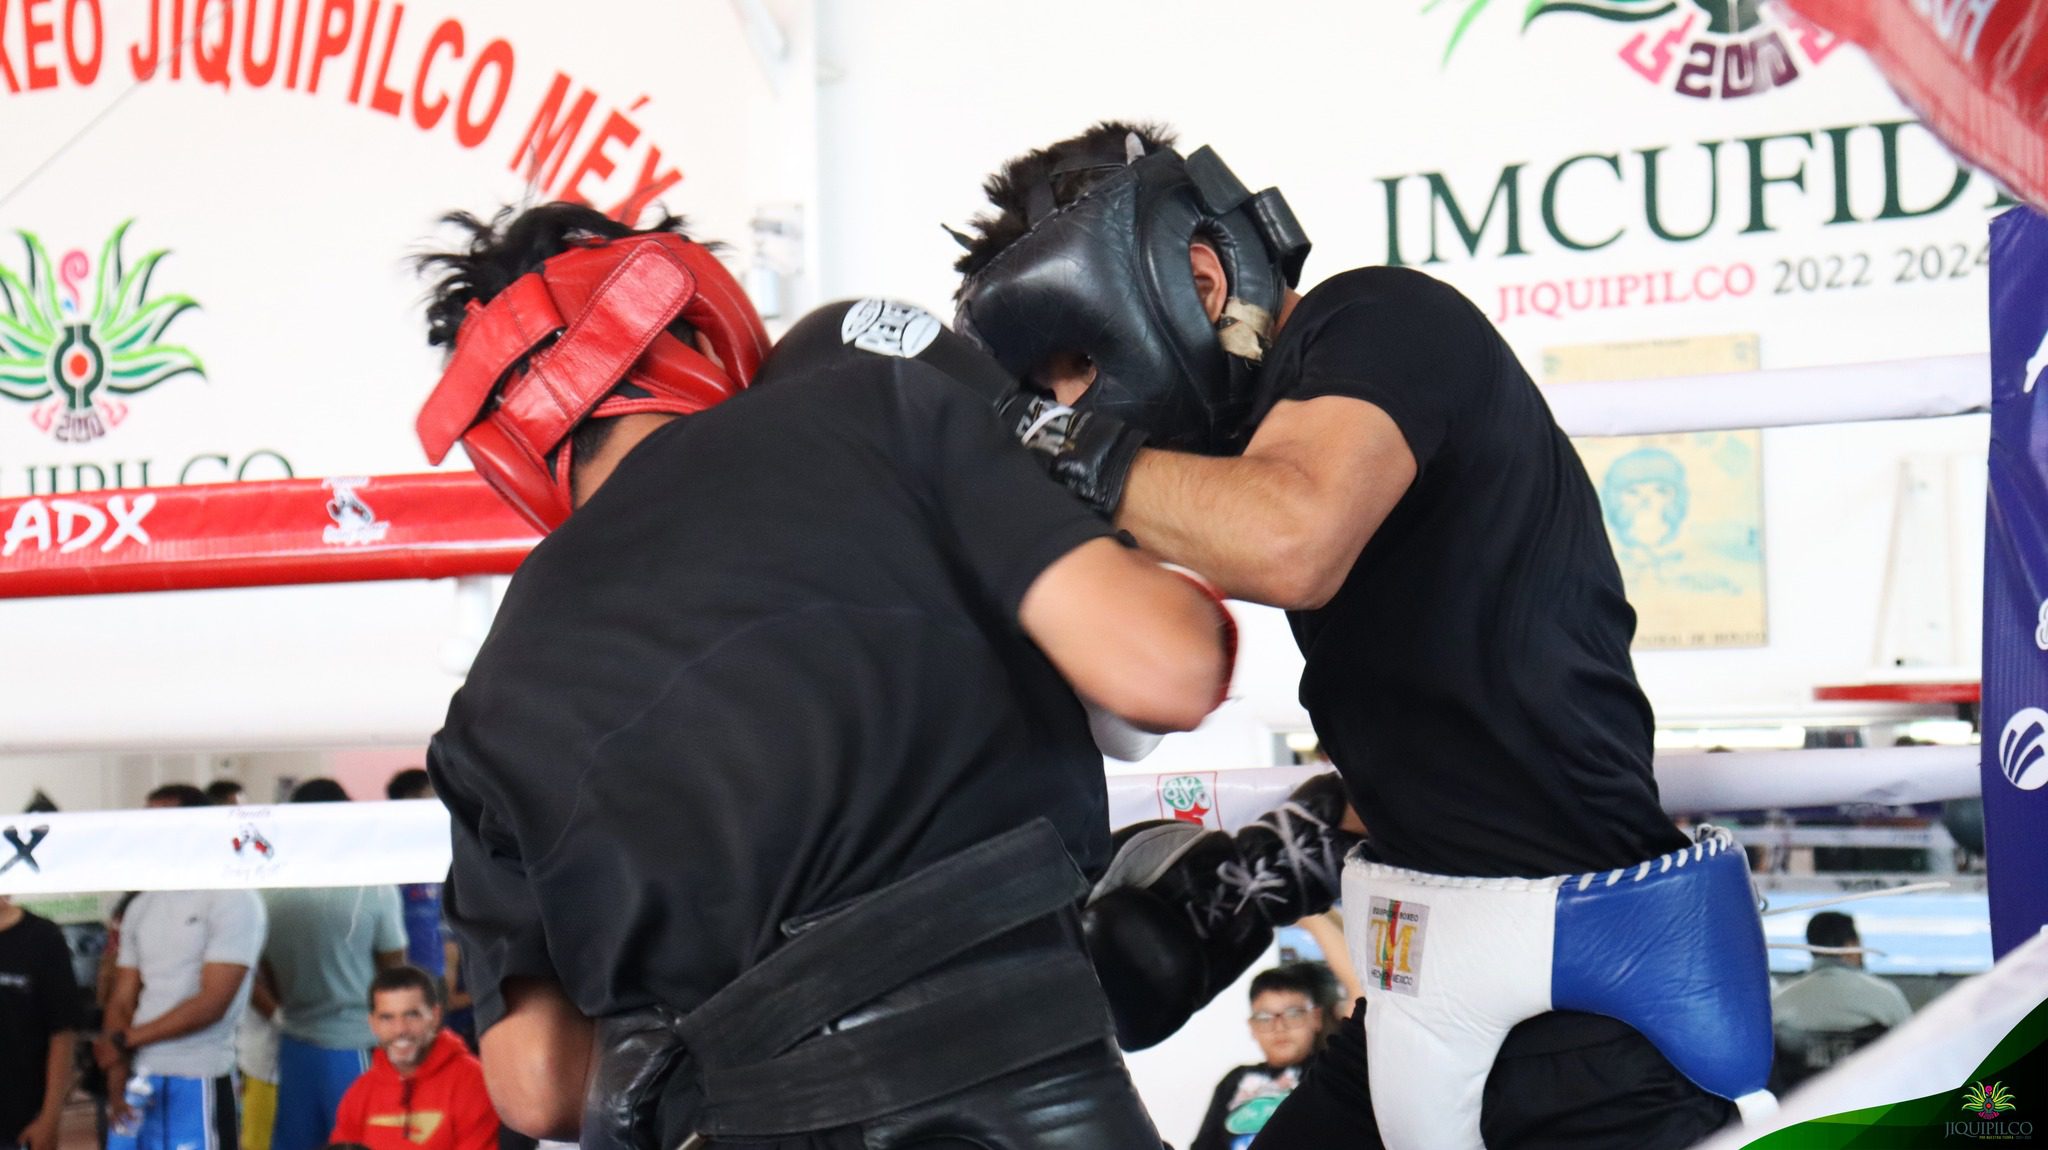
1019, 537, 1230, 732
1116, 395, 1415, 610
479, 977, 594, 1140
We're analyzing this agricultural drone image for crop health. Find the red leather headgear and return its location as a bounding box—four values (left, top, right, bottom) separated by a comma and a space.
416, 233, 770, 532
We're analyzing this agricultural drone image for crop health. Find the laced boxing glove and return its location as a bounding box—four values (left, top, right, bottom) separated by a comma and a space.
994, 392, 1148, 518
1081, 772, 1359, 1050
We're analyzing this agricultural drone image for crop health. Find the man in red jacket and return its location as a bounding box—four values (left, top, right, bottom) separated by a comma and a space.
329, 967, 497, 1150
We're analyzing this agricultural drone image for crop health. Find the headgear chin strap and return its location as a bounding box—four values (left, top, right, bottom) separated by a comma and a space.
955, 143, 1310, 455
417, 233, 770, 533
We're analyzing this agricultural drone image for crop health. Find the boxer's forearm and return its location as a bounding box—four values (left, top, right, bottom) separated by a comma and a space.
481, 978, 594, 1140
1115, 396, 1414, 610
1117, 449, 1331, 607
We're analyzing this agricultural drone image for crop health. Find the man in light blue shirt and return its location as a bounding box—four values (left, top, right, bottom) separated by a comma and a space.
259, 780, 407, 1150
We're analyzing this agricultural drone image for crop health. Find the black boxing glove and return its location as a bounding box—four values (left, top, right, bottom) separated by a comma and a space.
1081, 774, 1362, 1050
1226, 772, 1359, 926
994, 391, 1148, 517
1082, 820, 1274, 1051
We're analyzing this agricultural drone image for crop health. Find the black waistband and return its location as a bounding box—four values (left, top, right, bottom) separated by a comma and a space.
667, 818, 1112, 1140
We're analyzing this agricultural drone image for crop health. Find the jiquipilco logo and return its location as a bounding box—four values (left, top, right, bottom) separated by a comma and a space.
0, 222, 204, 443
1432, 0, 1844, 99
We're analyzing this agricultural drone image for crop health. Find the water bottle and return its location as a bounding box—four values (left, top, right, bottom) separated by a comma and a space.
112, 1074, 153, 1138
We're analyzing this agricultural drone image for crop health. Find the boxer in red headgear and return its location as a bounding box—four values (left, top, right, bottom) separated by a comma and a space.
414, 203, 1236, 1150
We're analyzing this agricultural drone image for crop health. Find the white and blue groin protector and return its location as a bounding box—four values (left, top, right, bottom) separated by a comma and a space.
1342, 827, 1777, 1150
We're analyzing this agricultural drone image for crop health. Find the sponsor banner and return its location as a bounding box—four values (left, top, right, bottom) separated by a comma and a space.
1981, 206, 2048, 959
0, 473, 538, 596
1346, 0, 2012, 375
0, 1, 781, 493
0, 801, 451, 894
1108, 767, 1314, 834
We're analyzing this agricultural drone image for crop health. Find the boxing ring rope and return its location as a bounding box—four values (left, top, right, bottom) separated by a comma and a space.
0, 748, 1982, 896
1543, 353, 1988, 438
0, 354, 1991, 600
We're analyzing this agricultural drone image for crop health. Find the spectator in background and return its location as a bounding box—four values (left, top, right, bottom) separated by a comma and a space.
207, 781, 247, 806
382, 770, 476, 1049
0, 896, 81, 1150
328, 967, 496, 1150
99, 882, 266, 1150
385, 770, 448, 980
146, 784, 212, 809
261, 779, 408, 1150
1772, 911, 1911, 1084
1192, 963, 1342, 1150
238, 980, 283, 1150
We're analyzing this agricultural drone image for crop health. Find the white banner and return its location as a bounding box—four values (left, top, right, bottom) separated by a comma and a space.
0, 799, 448, 894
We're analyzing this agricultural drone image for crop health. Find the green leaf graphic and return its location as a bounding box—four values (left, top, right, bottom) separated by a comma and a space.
105, 344, 204, 393
89, 219, 134, 330
1525, 0, 1677, 22
103, 294, 198, 352
0, 260, 55, 338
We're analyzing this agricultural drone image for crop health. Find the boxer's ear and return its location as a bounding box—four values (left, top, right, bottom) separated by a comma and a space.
1189, 242, 1227, 324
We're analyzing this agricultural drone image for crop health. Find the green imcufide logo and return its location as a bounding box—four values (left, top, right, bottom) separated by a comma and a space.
0, 221, 205, 443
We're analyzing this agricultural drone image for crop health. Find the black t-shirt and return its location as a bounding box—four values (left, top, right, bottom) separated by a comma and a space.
1191, 1063, 1302, 1150
1256, 267, 1684, 878
0, 910, 83, 1139
430, 325, 1115, 1034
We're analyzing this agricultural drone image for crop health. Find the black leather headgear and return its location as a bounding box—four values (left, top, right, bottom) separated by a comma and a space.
954, 141, 1310, 455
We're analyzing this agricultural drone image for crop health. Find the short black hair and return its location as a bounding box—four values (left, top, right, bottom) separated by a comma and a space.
1807, 911, 1859, 949
386, 768, 433, 801
952, 121, 1179, 288
146, 784, 211, 808
368, 964, 442, 1011
204, 780, 244, 804
1249, 961, 1342, 1011
289, 778, 350, 803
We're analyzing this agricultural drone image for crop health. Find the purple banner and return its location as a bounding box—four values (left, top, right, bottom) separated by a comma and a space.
1983, 206, 2048, 959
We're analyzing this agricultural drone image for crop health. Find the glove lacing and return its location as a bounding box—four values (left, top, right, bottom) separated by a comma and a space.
1193, 802, 1349, 937
1016, 401, 1077, 451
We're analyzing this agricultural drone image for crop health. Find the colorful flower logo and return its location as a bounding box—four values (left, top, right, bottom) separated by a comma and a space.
1961, 1080, 2017, 1120
0, 221, 204, 442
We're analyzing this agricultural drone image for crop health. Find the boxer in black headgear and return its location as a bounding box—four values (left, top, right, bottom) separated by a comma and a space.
416, 201, 1238, 1150
954, 124, 1764, 1150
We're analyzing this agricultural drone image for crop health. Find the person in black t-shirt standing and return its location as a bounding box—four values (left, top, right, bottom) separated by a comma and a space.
412, 203, 1235, 1150
951, 123, 1775, 1149
0, 896, 83, 1150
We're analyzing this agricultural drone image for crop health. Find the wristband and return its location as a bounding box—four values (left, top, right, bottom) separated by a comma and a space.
1159, 563, 1237, 706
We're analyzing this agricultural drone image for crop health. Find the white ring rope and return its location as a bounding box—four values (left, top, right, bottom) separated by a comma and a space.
1543, 353, 1986, 437
0, 747, 1981, 894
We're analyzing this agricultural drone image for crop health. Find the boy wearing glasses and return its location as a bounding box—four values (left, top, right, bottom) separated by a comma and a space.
1191, 964, 1341, 1150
